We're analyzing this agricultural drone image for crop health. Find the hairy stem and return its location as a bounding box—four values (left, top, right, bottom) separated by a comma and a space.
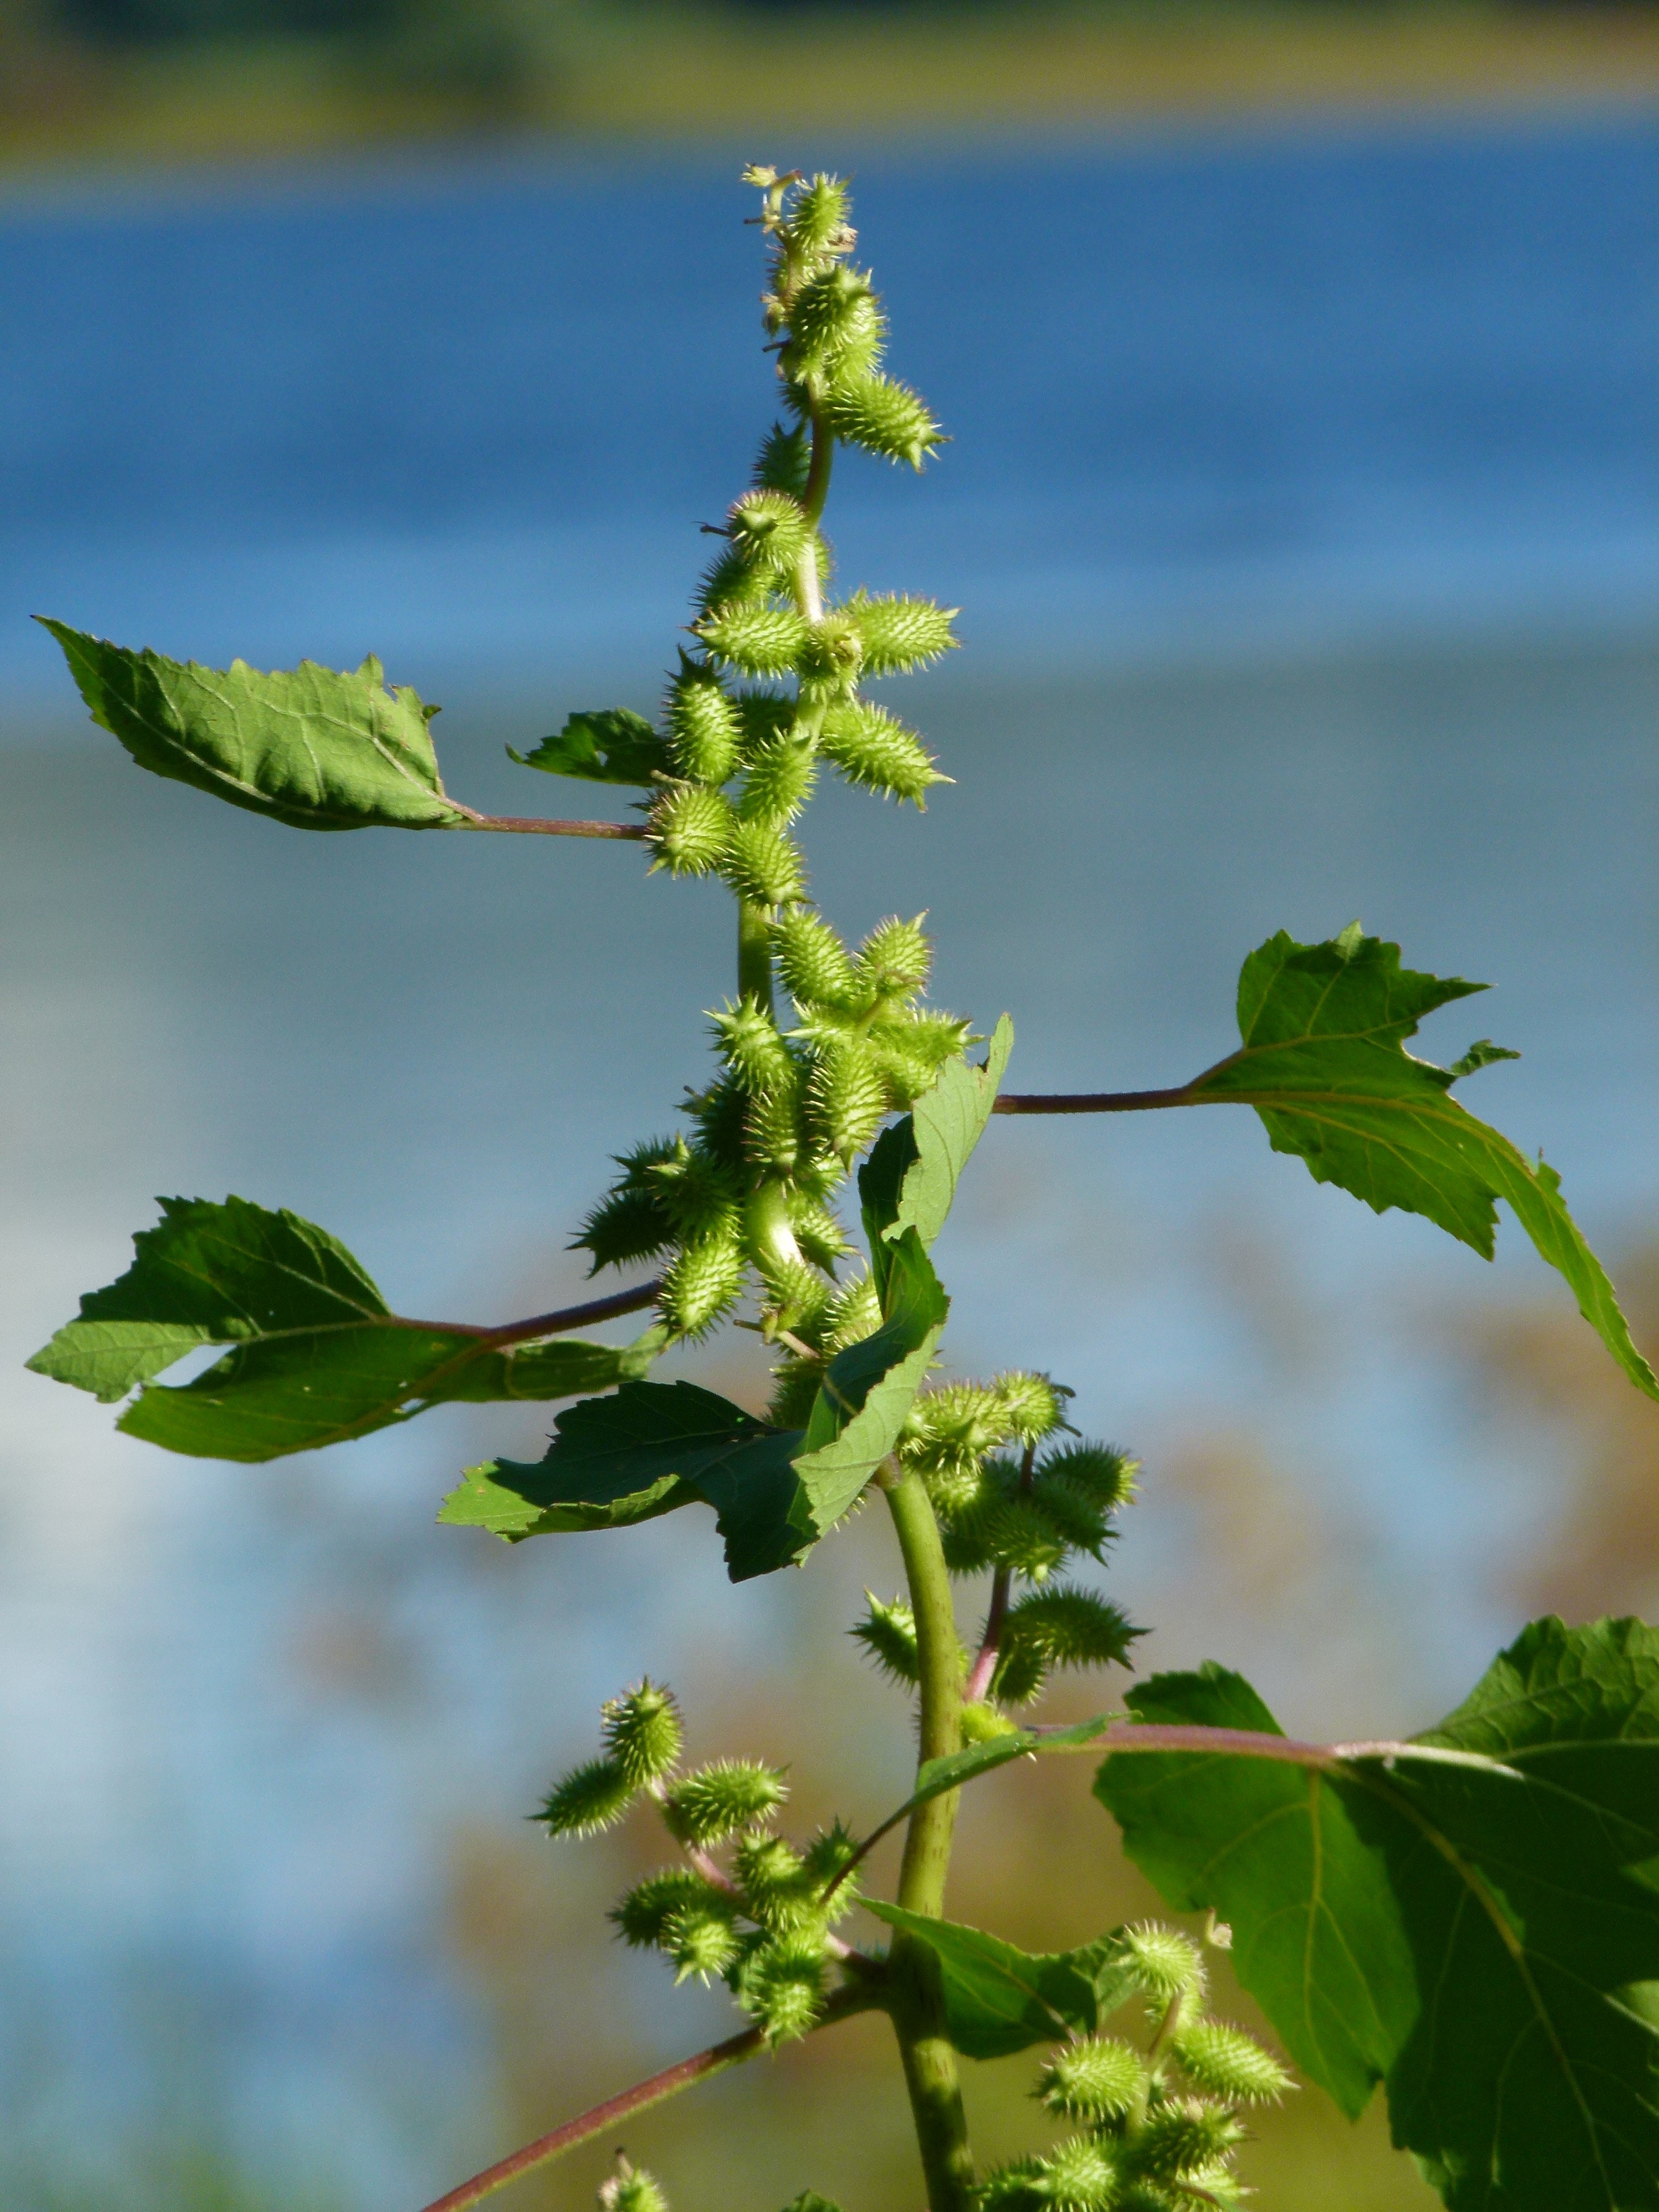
415, 1987, 880, 2212
881, 1464, 976, 2212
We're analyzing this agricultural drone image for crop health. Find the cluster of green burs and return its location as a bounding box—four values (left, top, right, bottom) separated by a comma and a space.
571, 167, 965, 1377
540, 1678, 862, 2046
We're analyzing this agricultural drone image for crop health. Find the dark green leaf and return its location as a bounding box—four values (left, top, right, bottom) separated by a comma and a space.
863, 1903, 1138, 2060
777, 2196, 844, 2212
790, 1229, 949, 1540
447, 1379, 811, 1580
42, 622, 474, 832
859, 1017, 1013, 1298
508, 707, 668, 787
1095, 1620, 1659, 2210
28, 1196, 658, 1460
1193, 930, 1657, 1398
1096, 1663, 1412, 2119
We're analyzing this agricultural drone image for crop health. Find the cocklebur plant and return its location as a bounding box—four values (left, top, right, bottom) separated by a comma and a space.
27, 167, 1659, 2212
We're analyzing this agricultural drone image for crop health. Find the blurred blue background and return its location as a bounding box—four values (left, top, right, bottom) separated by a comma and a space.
2, 101, 1657, 2212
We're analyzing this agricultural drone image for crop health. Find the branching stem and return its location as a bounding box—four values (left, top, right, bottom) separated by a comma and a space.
880, 1462, 976, 2212
414, 1987, 880, 2212
964, 1440, 1034, 1704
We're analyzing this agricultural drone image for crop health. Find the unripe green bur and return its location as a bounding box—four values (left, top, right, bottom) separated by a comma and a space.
649, 783, 734, 875
538, 1756, 636, 1839
806, 1040, 889, 1160
786, 1193, 851, 1273
659, 1233, 746, 1339
1126, 2103, 1245, 2185
1122, 1924, 1206, 2004
961, 1699, 1021, 1744
1170, 2022, 1295, 2105
735, 1936, 826, 2045
711, 998, 795, 1094
992, 1586, 1141, 1705
744, 1082, 803, 1175
601, 1678, 683, 1786
959, 1494, 1071, 1583
1039, 1442, 1138, 1514
758, 1255, 831, 1337
850, 1592, 920, 1685
696, 546, 773, 616
734, 688, 798, 758
753, 420, 810, 499
610, 1867, 716, 1949
1031, 2135, 1121, 2209
819, 699, 943, 807
664, 1902, 742, 1985
996, 1371, 1069, 1442
786, 172, 853, 256
773, 907, 857, 1012
667, 666, 744, 783
740, 737, 818, 827
650, 1146, 742, 1242
572, 1183, 674, 1274
663, 1759, 789, 1846
727, 490, 810, 572
977, 2159, 1046, 2212
801, 1819, 861, 1910
1027, 1474, 1113, 1563
723, 821, 808, 907
733, 1833, 816, 1929
855, 913, 932, 998
845, 592, 958, 675
1038, 2038, 1146, 2124
826, 372, 946, 471
679, 1076, 750, 1170
822, 1270, 881, 1351
697, 606, 808, 676
599, 2159, 669, 2212
795, 614, 864, 691
783, 265, 881, 381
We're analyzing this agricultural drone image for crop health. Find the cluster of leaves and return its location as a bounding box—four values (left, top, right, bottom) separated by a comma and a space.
539, 1679, 864, 2048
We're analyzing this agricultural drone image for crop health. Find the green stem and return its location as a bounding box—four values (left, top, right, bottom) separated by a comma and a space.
881, 1465, 976, 2212
802, 400, 835, 525
737, 897, 775, 1016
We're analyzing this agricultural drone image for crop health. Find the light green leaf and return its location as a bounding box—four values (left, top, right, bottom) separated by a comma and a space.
1095, 1619, 1659, 2210
508, 707, 668, 786
790, 1229, 948, 1540
28, 1196, 657, 1460
1190, 930, 1657, 1399
859, 1017, 1013, 1298
42, 621, 475, 832
864, 1902, 1137, 2060
450, 1379, 810, 1580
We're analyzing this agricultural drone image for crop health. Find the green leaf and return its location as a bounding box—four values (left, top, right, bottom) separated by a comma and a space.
865, 1903, 1138, 2060
448, 1379, 811, 1580
42, 622, 475, 832
860, 1016, 1013, 1298
1095, 1620, 1659, 2210
508, 707, 668, 786
1095, 1663, 1413, 2119
1193, 930, 1657, 1399
778, 2196, 844, 2212
790, 1229, 948, 1540
28, 1196, 657, 1460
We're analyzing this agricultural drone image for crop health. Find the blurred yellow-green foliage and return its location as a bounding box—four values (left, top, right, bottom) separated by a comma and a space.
3, 1, 1659, 170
